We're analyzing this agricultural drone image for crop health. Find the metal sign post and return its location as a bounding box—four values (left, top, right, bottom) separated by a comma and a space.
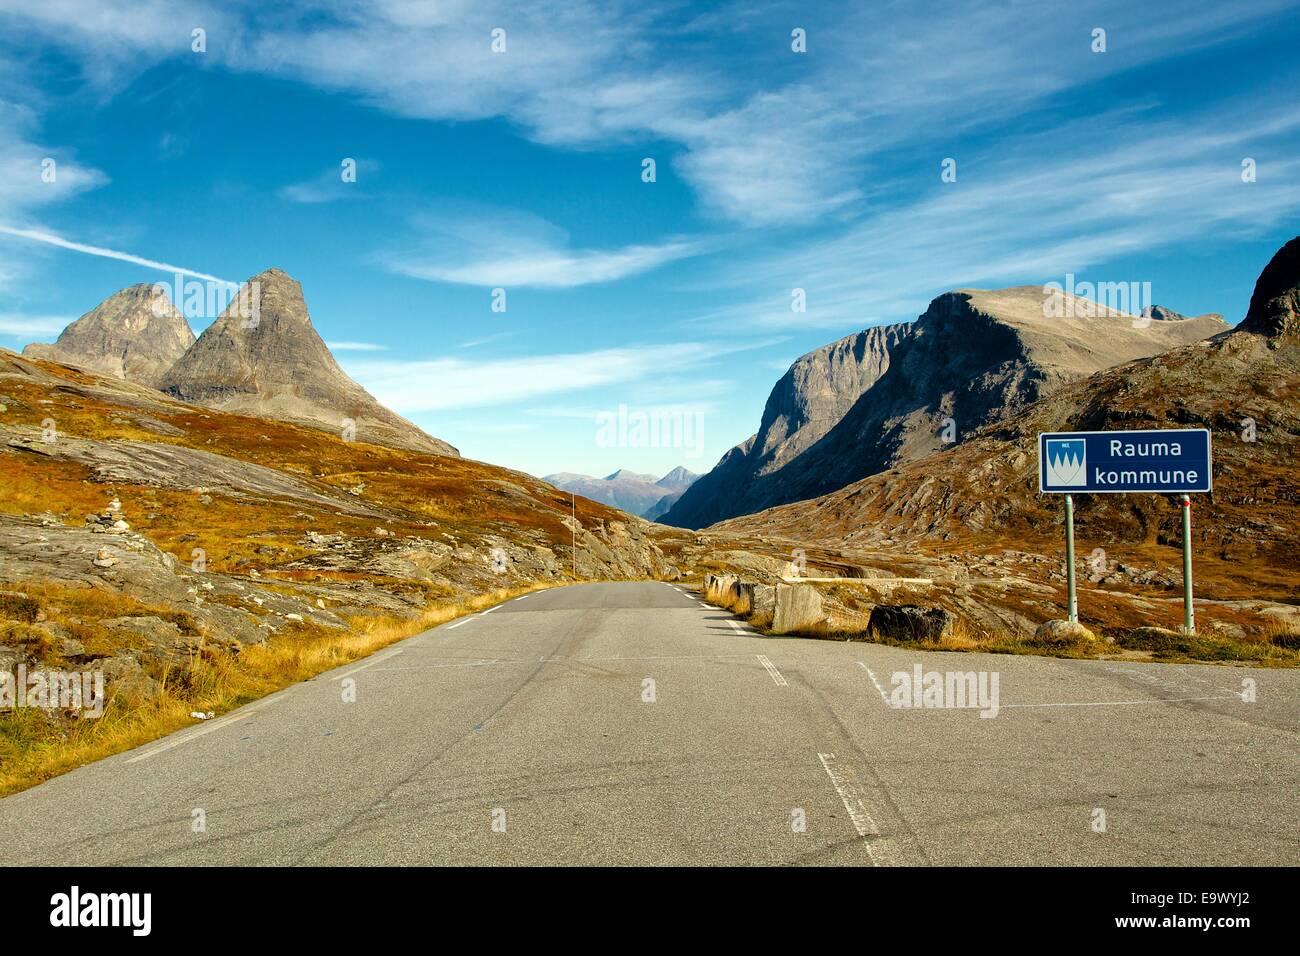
1038, 428, 1212, 631
1064, 494, 1078, 623
1181, 494, 1195, 635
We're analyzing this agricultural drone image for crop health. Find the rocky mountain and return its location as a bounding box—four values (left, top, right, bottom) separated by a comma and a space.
663, 286, 1227, 528
545, 466, 699, 518
158, 269, 456, 456
23, 284, 195, 388
714, 237, 1300, 592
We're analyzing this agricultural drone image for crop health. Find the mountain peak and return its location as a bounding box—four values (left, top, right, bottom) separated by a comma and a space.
662, 281, 1225, 528
22, 283, 195, 387
603, 468, 658, 483
1240, 236, 1300, 339
159, 269, 457, 456
656, 466, 698, 489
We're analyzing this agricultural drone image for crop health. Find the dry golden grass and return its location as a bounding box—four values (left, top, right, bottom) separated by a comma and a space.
0, 583, 555, 797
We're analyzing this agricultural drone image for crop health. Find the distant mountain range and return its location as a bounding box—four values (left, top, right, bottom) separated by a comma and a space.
544, 466, 699, 519
23, 270, 456, 457
662, 285, 1226, 528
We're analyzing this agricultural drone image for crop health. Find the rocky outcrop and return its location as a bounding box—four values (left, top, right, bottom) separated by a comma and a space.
159, 269, 457, 457
24, 284, 195, 387
663, 324, 906, 527
663, 286, 1226, 528
868, 604, 956, 643
1239, 236, 1300, 339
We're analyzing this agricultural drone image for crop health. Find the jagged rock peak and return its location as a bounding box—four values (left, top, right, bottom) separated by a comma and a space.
1240, 236, 1300, 338
22, 283, 195, 387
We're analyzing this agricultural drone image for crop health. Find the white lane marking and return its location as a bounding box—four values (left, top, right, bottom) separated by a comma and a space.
369, 658, 505, 671
478, 606, 500, 616
575, 653, 753, 662
126, 709, 262, 764
1003, 695, 1241, 709
446, 619, 472, 630
384, 650, 754, 665
330, 648, 404, 681
756, 654, 788, 686
857, 662, 895, 708
817, 753, 883, 865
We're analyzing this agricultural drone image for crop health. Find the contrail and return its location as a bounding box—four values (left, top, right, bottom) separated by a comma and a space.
0, 224, 232, 284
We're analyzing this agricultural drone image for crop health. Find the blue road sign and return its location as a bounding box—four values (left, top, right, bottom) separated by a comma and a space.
1038, 428, 1212, 494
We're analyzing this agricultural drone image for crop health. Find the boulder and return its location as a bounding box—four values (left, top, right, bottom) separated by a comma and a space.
752, 584, 775, 616
773, 584, 824, 634
1032, 619, 1098, 645
729, 581, 754, 615
869, 604, 957, 643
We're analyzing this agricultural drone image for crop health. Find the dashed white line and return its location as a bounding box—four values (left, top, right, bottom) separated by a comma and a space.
756, 654, 788, 686
446, 619, 472, 630
857, 662, 895, 708
817, 752, 884, 865
1003, 695, 1241, 709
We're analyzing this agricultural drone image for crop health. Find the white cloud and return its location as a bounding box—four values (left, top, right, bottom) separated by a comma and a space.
342, 342, 718, 412
0, 313, 71, 337
0, 225, 231, 283
3, 0, 1297, 228
381, 207, 703, 288
279, 160, 377, 204
326, 341, 387, 351
696, 101, 1300, 331
339, 334, 785, 412
458, 330, 518, 348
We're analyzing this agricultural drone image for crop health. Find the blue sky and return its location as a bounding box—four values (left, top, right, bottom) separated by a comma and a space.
1, 1, 1298, 480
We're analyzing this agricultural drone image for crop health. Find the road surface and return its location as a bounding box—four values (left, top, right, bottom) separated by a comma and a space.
1, 581, 1295, 865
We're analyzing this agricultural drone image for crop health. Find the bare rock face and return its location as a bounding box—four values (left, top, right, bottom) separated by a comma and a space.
663, 286, 1226, 528
1239, 236, 1300, 339
159, 269, 457, 456
23, 284, 195, 387
772, 583, 824, 634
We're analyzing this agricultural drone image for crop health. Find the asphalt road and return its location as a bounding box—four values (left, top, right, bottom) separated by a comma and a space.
1, 581, 1295, 865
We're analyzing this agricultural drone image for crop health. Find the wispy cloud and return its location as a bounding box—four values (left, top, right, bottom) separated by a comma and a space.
0, 313, 70, 337
458, 330, 518, 349
338, 336, 780, 412
3, 0, 1297, 228
326, 340, 387, 352
693, 100, 1300, 330
343, 343, 717, 412
279, 160, 377, 204
0, 225, 230, 283
381, 207, 703, 288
